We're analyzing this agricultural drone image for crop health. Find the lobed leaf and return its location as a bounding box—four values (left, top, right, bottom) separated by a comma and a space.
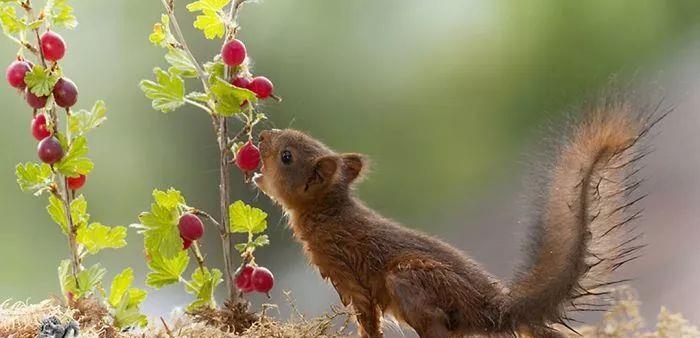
185, 267, 222, 311
108, 268, 148, 328
0, 5, 25, 34
69, 100, 107, 135
211, 77, 256, 116
59, 262, 106, 300
145, 250, 189, 289
15, 162, 53, 194
165, 46, 197, 78
229, 200, 267, 234
70, 194, 89, 230
137, 189, 186, 258
140, 68, 185, 113
186, 0, 230, 39
44, 0, 77, 29
24, 65, 61, 97
76, 222, 127, 254
47, 194, 69, 235
55, 136, 94, 177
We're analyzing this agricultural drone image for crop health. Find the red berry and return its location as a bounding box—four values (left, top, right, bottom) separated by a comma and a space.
181, 235, 193, 250
6, 60, 31, 89
235, 140, 260, 172
26, 90, 48, 109
53, 78, 78, 108
231, 76, 251, 89
37, 136, 63, 164
178, 213, 204, 241
234, 265, 255, 293
40, 31, 66, 61
247, 76, 273, 99
221, 39, 246, 67
31, 114, 51, 140
251, 266, 274, 293
67, 174, 86, 190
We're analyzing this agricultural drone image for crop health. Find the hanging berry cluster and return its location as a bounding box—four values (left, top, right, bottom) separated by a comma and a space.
135, 0, 279, 314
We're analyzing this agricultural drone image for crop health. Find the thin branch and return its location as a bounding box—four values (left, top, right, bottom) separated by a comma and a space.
192, 209, 224, 233
190, 241, 206, 272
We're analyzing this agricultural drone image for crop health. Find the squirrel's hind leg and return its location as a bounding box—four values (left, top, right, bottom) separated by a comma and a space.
385, 271, 454, 338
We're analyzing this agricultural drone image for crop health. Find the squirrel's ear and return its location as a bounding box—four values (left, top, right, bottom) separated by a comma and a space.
341, 153, 367, 184
307, 156, 339, 190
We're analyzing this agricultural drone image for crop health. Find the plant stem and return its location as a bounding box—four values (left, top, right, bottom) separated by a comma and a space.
218, 115, 236, 299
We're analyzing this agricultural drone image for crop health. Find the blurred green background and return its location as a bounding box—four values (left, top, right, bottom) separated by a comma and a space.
1, 0, 700, 331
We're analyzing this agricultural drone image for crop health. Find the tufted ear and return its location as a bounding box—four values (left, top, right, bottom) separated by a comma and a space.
306, 156, 339, 191
341, 153, 367, 183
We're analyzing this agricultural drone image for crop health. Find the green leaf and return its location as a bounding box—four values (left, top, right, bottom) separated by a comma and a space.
15, 162, 53, 194
191, 10, 225, 39
108, 268, 134, 308
0, 5, 26, 34
253, 234, 270, 247
24, 65, 60, 97
165, 47, 197, 78
145, 250, 189, 289
55, 136, 94, 177
47, 194, 69, 234
210, 77, 256, 116
204, 60, 224, 84
69, 100, 107, 135
152, 188, 185, 210
229, 200, 267, 234
59, 263, 106, 299
76, 223, 127, 254
234, 234, 270, 253
186, 0, 230, 12
185, 267, 222, 311
149, 14, 174, 47
140, 68, 185, 113
136, 189, 185, 258
70, 194, 89, 230
186, 0, 230, 39
108, 268, 148, 328
45, 0, 77, 29
186, 91, 209, 102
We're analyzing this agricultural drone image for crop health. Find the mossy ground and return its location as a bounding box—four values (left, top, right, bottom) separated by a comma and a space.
1, 288, 697, 337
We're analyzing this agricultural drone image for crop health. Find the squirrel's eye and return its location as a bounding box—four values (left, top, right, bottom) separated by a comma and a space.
281, 150, 293, 165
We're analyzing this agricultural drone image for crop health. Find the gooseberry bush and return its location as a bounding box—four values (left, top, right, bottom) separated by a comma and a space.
3, 0, 146, 329
134, 0, 277, 316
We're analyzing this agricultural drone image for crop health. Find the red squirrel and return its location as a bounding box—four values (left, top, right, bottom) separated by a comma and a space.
253, 98, 664, 338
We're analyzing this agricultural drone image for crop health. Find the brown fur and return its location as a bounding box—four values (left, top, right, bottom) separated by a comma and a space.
253, 98, 665, 338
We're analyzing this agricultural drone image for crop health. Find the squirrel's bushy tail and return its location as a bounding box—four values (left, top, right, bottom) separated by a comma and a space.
501, 96, 667, 334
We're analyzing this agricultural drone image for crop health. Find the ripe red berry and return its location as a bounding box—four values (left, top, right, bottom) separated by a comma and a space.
53, 78, 78, 108
181, 235, 193, 250
231, 76, 251, 89
247, 76, 273, 99
37, 136, 63, 164
26, 90, 48, 109
6, 60, 31, 89
178, 213, 204, 241
234, 265, 255, 293
235, 140, 260, 172
221, 39, 246, 67
251, 266, 274, 293
31, 114, 51, 140
67, 174, 86, 190
40, 31, 66, 61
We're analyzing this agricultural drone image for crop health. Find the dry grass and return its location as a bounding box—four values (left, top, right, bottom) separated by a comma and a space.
1, 289, 697, 337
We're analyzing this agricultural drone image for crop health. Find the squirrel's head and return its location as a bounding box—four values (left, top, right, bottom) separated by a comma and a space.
254, 129, 367, 211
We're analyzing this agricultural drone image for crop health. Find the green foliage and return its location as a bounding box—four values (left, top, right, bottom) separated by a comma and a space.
149, 14, 172, 47
0, 4, 25, 34
210, 77, 256, 116
24, 65, 61, 97
55, 136, 94, 177
70, 194, 89, 229
229, 200, 267, 234
47, 194, 69, 234
68, 100, 107, 135
108, 268, 148, 328
166, 46, 197, 78
145, 250, 189, 289
185, 267, 222, 311
15, 162, 53, 195
76, 223, 127, 254
135, 188, 186, 259
44, 0, 77, 29
140, 68, 185, 113
186, 0, 231, 39
58, 261, 106, 299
